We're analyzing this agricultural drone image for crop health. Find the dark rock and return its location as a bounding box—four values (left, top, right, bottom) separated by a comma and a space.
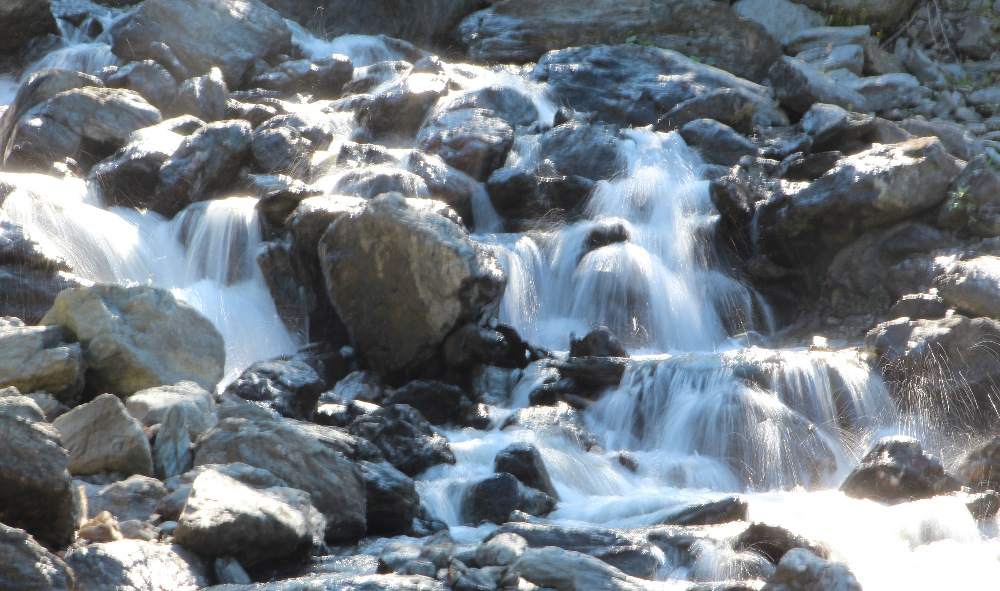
402, 150, 482, 226
957, 437, 1000, 492
442, 323, 537, 370
584, 219, 631, 253
249, 55, 353, 98
63, 539, 209, 590
459, 473, 555, 525
387, 380, 466, 426
0, 397, 77, 548
888, 294, 948, 321
679, 119, 756, 168
655, 89, 757, 135
334, 167, 427, 200
417, 108, 514, 181
840, 436, 959, 504
224, 359, 325, 421
105, 60, 179, 111
0, 219, 82, 325
768, 57, 869, 117
552, 356, 627, 398
359, 461, 420, 537
111, 0, 292, 88
461, 0, 782, 82
348, 404, 456, 477
780, 151, 841, 182
658, 496, 748, 526
442, 84, 540, 128
252, 113, 338, 178
166, 67, 228, 122
760, 548, 861, 591
968, 491, 1000, 521
356, 73, 449, 145
939, 155, 1000, 237
0, 523, 73, 590
570, 329, 628, 358
494, 442, 558, 499
82, 474, 168, 523
733, 523, 827, 564
0, 0, 58, 55
800, 104, 909, 156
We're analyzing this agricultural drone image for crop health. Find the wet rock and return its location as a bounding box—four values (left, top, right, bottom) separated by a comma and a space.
532, 45, 785, 129
224, 359, 324, 421
0, 0, 58, 55
252, 112, 339, 178
89, 116, 202, 211
3, 87, 162, 172
167, 68, 228, 122
41, 284, 225, 397
105, 60, 180, 111
461, 0, 782, 82
767, 57, 869, 116
417, 108, 514, 181
249, 55, 353, 98
126, 381, 218, 440
0, 523, 73, 590
402, 150, 482, 225
440, 84, 541, 128
202, 572, 447, 590
733, 523, 827, 564
494, 442, 558, 499
460, 473, 556, 525
348, 404, 455, 477
514, 545, 647, 591
490, 522, 660, 578
756, 138, 961, 265
501, 402, 600, 451
760, 548, 861, 591
680, 118, 756, 167
658, 496, 748, 526
0, 319, 85, 404
111, 0, 292, 88
934, 256, 1000, 319
53, 393, 153, 477
63, 539, 209, 591
732, 0, 824, 45
888, 294, 948, 320
359, 460, 420, 536
655, 89, 758, 135
174, 470, 317, 568
0, 396, 77, 548
83, 474, 168, 522
356, 73, 450, 144
153, 119, 253, 216
386, 380, 466, 425
583, 220, 631, 254
957, 437, 1000, 492
840, 435, 959, 503
192, 417, 366, 541
442, 323, 537, 370
320, 193, 505, 379
799, 103, 909, 156
0, 218, 82, 325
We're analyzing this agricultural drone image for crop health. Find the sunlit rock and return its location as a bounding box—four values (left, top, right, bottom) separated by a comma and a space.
63, 539, 209, 591
0, 523, 73, 590
840, 435, 959, 504
53, 393, 154, 477
0, 317, 85, 404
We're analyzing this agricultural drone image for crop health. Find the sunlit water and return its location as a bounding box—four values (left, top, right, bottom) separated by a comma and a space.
2, 13, 998, 589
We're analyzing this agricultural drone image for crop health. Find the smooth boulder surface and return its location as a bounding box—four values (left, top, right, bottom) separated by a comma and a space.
83, 474, 168, 522
63, 539, 209, 591
494, 442, 558, 499
52, 393, 154, 477
459, 472, 556, 525
192, 417, 367, 541
41, 284, 225, 398
111, 0, 292, 88
732, 0, 824, 45
320, 193, 505, 379
460, 0, 782, 82
841, 436, 959, 503
0, 396, 77, 549
0, 523, 74, 591
174, 471, 316, 567
0, 318, 85, 404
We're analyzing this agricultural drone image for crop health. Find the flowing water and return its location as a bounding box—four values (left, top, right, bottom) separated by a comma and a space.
3, 13, 1000, 589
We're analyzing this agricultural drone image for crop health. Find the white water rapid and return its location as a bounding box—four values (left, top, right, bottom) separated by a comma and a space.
2, 13, 999, 590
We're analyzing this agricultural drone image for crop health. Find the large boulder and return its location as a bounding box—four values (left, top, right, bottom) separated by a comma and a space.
355, 73, 450, 144
111, 0, 292, 88
0, 396, 77, 548
52, 393, 154, 477
0, 318, 85, 404
63, 539, 209, 591
105, 60, 180, 112
41, 284, 226, 398
192, 417, 367, 541
531, 44, 786, 128
0, 217, 82, 326
82, 475, 168, 522
319, 193, 506, 379
0, 1, 58, 56
756, 137, 962, 265
174, 471, 318, 567
460, 0, 782, 82
2, 87, 162, 172
0, 524, 73, 591
358, 460, 421, 537
840, 435, 959, 503
494, 442, 558, 499
416, 108, 514, 182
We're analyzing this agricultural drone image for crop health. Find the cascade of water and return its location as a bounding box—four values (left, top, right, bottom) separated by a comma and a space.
21, 1, 130, 81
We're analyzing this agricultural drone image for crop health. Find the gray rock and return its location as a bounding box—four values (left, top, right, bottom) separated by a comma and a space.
0, 397, 77, 548
956, 15, 997, 61
202, 573, 447, 591
3, 87, 162, 172
0, 319, 85, 404
799, 103, 910, 155
841, 436, 958, 503
167, 68, 229, 123
359, 460, 420, 536
105, 60, 179, 111
895, 40, 948, 88
174, 471, 317, 567
679, 118, 757, 167
460, 0, 782, 82
417, 108, 514, 181
111, 0, 292, 88
52, 393, 154, 477
785, 26, 870, 56
847, 73, 929, 113
0, 0, 58, 55
475, 532, 528, 567
154, 119, 253, 216
126, 381, 218, 440
899, 118, 985, 162
767, 57, 869, 115
888, 293, 948, 321
154, 405, 194, 479
356, 73, 450, 144
192, 417, 367, 541
251, 114, 335, 179
83, 474, 168, 522
968, 85, 1000, 108
41, 284, 226, 397
320, 193, 505, 378
934, 256, 1000, 318
756, 138, 961, 264
732, 0, 824, 45
224, 359, 324, 421
514, 546, 647, 591
249, 55, 354, 98
501, 402, 599, 451
0, 523, 73, 590
63, 539, 209, 591
0, 218, 82, 326
157, 462, 290, 521
348, 404, 455, 477
532, 44, 786, 128
655, 89, 758, 134
761, 548, 861, 591
795, 45, 865, 77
